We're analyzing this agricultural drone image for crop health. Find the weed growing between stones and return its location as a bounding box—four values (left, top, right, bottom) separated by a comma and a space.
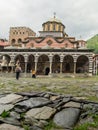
23, 125, 30, 130
74, 113, 98, 130
1, 110, 10, 118
44, 120, 62, 130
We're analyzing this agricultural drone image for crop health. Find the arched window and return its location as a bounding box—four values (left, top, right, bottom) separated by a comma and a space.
18, 38, 22, 43
11, 39, 16, 44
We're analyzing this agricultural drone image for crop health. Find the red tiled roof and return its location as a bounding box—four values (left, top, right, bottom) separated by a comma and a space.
0, 41, 9, 46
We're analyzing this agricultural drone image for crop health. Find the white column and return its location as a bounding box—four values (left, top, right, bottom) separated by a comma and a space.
10, 56, 15, 72
89, 61, 93, 76
34, 56, 38, 72
25, 57, 28, 76
74, 62, 76, 74
49, 56, 52, 74
60, 56, 64, 74
35, 62, 37, 72
50, 62, 52, 74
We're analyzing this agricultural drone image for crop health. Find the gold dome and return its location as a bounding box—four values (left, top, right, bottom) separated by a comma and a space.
42, 16, 65, 33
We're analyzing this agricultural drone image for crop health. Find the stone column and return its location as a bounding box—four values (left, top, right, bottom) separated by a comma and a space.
25, 57, 28, 77
49, 62, 52, 74
49, 57, 52, 74
89, 61, 93, 76
34, 56, 38, 72
10, 56, 15, 72
34, 62, 37, 72
60, 56, 64, 74
74, 61, 76, 74
73, 56, 77, 74
60, 59, 63, 74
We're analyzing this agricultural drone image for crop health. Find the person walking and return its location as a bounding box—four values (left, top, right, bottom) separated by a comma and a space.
32, 70, 36, 78
15, 65, 21, 80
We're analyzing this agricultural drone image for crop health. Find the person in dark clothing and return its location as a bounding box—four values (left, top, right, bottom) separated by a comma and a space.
15, 66, 21, 80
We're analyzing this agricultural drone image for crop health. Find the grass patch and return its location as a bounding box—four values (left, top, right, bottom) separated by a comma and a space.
44, 120, 62, 130
23, 125, 30, 130
88, 96, 98, 101
1, 110, 10, 118
74, 114, 98, 130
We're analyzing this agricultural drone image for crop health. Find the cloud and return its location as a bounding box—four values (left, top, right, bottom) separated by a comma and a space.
0, 0, 98, 40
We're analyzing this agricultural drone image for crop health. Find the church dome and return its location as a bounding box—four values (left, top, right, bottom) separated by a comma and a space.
42, 15, 65, 33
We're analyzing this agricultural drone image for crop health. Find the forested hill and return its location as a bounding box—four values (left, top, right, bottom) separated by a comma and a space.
86, 34, 98, 53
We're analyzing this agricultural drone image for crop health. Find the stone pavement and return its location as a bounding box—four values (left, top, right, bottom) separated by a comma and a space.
0, 92, 98, 130
0, 76, 98, 129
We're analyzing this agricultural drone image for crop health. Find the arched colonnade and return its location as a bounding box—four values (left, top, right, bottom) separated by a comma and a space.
0, 51, 93, 75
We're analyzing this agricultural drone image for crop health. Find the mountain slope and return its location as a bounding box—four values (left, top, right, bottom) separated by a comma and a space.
87, 34, 98, 53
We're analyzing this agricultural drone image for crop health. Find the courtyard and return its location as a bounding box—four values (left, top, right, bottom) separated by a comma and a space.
0, 75, 98, 102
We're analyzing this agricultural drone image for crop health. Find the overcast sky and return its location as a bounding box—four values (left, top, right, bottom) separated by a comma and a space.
0, 0, 98, 40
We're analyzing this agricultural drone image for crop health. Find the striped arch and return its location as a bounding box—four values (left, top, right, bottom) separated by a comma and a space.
76, 55, 89, 73
37, 54, 50, 75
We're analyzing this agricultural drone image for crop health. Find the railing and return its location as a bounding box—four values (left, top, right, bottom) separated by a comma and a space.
0, 48, 94, 52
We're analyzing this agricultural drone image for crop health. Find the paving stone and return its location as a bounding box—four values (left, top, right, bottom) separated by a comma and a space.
26, 106, 56, 119
53, 108, 80, 129
16, 97, 52, 109
0, 104, 14, 114
0, 93, 23, 104
0, 123, 24, 130
63, 101, 81, 108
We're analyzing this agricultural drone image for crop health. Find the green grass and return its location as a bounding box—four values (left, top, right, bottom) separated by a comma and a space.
74, 114, 98, 130
44, 120, 62, 130
0, 110, 10, 118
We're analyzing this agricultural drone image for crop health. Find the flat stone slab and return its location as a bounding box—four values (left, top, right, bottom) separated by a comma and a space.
26, 106, 56, 119
0, 104, 14, 115
63, 101, 81, 108
0, 117, 21, 126
53, 108, 80, 129
16, 97, 51, 109
0, 93, 23, 104
0, 123, 24, 130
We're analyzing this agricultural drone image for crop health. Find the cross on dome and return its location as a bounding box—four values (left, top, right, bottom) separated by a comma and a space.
53, 12, 56, 18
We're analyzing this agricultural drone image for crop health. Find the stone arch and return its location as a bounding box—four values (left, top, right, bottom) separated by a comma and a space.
52, 55, 60, 73
37, 54, 49, 75
0, 54, 11, 72
62, 55, 74, 73
76, 55, 89, 73
14, 54, 25, 72
27, 54, 35, 73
